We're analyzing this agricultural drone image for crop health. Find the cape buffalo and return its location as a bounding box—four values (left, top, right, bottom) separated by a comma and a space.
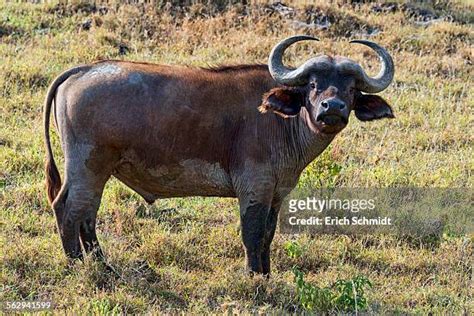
44, 35, 394, 274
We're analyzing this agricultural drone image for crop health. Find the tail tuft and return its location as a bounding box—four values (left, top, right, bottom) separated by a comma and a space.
46, 158, 61, 204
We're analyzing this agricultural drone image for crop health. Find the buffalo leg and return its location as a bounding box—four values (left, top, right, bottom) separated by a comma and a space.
53, 187, 82, 259
79, 201, 105, 259
53, 151, 111, 261
261, 202, 281, 275
239, 198, 271, 274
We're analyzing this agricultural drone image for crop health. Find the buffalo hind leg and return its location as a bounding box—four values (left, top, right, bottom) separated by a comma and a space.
79, 202, 105, 259
53, 187, 82, 259
53, 156, 110, 261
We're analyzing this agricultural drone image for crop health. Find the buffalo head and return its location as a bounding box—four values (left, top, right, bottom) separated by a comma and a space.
260, 35, 395, 134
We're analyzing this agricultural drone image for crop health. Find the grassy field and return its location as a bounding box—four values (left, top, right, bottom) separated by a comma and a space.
1, 0, 473, 314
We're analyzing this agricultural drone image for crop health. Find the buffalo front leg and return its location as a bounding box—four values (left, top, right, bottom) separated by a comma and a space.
261, 202, 281, 275
239, 197, 271, 274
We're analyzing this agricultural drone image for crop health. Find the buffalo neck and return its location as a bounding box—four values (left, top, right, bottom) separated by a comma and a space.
278, 108, 336, 173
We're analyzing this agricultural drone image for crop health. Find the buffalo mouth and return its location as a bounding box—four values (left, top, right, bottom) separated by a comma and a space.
315, 114, 348, 133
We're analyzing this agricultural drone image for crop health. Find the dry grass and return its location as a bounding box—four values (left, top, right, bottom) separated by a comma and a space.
0, 0, 473, 314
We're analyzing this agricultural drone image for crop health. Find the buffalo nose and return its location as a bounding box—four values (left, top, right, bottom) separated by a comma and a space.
321, 99, 346, 111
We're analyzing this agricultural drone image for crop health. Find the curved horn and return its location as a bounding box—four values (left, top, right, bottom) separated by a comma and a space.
268, 35, 319, 86
349, 40, 394, 93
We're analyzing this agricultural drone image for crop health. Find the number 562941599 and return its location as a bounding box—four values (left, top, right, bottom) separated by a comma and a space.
3, 301, 53, 311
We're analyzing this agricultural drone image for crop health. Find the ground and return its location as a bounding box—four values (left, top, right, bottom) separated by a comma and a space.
0, 1, 472, 314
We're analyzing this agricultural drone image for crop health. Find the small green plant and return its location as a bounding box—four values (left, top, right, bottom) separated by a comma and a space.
333, 275, 372, 313
292, 267, 372, 313
284, 240, 304, 259
293, 267, 335, 312
87, 298, 122, 315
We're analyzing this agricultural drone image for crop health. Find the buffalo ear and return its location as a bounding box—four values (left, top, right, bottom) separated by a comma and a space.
259, 87, 303, 118
354, 93, 395, 121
